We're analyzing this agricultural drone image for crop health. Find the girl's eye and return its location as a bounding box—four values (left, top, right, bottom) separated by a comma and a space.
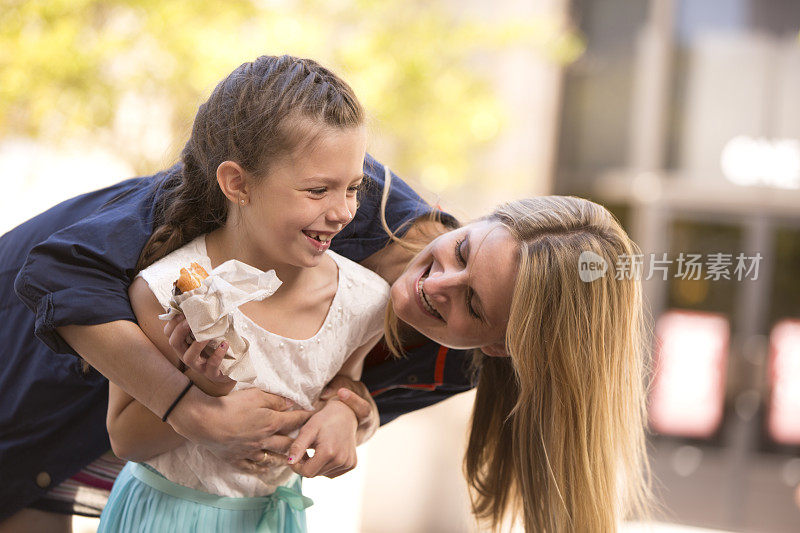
347, 181, 364, 195
308, 188, 326, 196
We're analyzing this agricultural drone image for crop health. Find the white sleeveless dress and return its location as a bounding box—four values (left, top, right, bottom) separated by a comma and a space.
136, 235, 390, 497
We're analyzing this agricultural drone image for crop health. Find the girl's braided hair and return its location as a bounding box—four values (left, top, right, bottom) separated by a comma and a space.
136, 55, 364, 271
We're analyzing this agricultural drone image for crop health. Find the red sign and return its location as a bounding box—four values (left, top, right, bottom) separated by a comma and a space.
767, 319, 800, 445
649, 310, 730, 438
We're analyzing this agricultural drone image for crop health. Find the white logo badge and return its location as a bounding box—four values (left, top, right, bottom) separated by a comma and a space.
578, 251, 607, 282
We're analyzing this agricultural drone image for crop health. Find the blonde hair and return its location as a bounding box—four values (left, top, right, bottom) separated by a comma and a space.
382, 195, 651, 530
464, 197, 652, 531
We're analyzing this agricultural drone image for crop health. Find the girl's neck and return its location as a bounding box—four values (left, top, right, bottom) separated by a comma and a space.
204, 226, 307, 288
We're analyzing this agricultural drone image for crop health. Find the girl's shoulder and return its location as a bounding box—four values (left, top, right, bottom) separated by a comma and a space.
326, 251, 390, 331
327, 250, 390, 297
136, 235, 211, 309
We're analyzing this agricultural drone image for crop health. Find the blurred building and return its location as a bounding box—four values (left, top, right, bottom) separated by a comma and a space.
556, 0, 800, 531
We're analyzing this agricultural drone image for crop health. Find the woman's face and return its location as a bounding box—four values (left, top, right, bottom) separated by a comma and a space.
390, 220, 519, 354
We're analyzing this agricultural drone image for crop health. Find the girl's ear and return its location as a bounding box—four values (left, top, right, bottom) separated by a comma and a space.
216, 161, 250, 205
480, 343, 510, 358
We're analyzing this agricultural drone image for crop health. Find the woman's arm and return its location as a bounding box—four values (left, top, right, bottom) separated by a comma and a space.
107, 381, 186, 462
104, 277, 235, 461
60, 319, 308, 466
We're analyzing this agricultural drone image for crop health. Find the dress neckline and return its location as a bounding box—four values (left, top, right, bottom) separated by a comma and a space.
196, 234, 342, 343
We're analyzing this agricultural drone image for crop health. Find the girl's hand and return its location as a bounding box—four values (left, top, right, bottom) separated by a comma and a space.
319, 375, 380, 445
286, 399, 359, 479
164, 315, 234, 385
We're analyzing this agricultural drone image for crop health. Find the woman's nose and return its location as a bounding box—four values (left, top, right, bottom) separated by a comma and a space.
423, 269, 465, 304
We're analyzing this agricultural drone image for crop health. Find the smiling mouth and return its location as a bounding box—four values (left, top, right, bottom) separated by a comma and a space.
416, 266, 443, 321
302, 231, 333, 243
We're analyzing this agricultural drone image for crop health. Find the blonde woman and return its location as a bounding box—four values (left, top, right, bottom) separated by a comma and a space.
387, 196, 652, 531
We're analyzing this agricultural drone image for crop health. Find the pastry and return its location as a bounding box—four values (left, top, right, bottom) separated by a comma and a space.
173, 262, 209, 295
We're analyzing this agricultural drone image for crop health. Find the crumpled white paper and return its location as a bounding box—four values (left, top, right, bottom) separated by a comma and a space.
159, 259, 282, 383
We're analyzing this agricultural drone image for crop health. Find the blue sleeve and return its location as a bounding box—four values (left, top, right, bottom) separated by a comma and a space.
12, 170, 172, 356
330, 154, 457, 261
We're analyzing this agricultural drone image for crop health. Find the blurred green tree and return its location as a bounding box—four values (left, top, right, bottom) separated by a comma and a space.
0, 0, 583, 187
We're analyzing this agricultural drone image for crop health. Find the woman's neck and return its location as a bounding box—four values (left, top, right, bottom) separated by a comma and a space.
204, 226, 306, 288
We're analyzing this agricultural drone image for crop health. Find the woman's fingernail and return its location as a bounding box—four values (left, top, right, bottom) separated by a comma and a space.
338, 389, 350, 399
220, 342, 228, 350
287, 456, 294, 464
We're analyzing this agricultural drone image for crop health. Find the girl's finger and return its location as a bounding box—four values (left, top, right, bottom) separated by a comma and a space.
183, 339, 211, 371
288, 452, 312, 476
168, 318, 193, 354
293, 451, 331, 478
286, 425, 317, 465
206, 341, 228, 373
163, 314, 186, 338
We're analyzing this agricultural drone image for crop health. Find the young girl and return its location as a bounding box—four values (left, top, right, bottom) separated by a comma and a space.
97, 55, 389, 532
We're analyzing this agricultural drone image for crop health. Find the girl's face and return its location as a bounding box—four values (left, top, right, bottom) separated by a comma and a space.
242, 126, 367, 270
390, 220, 519, 354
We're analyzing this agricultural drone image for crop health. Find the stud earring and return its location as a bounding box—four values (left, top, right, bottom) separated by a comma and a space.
240, 199, 245, 205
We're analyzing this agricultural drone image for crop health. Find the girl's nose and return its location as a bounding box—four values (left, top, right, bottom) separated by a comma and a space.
327, 197, 354, 225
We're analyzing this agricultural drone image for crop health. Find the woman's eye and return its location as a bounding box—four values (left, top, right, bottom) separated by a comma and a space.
308, 188, 326, 196
454, 238, 466, 266
454, 238, 481, 320
467, 297, 481, 320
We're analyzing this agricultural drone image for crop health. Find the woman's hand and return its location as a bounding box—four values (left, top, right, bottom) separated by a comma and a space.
167, 385, 314, 472
164, 315, 234, 385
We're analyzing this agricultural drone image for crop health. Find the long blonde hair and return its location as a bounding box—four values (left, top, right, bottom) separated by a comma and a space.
464, 197, 652, 531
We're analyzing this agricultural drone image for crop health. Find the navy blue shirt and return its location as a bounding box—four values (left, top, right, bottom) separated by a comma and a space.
0, 154, 473, 519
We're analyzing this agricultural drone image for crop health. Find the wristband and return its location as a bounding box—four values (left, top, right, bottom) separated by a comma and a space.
161, 381, 194, 422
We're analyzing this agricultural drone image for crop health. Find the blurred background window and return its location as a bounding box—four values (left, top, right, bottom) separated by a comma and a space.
556, 0, 800, 531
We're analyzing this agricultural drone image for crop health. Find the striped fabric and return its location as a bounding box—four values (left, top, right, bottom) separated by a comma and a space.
38, 451, 126, 517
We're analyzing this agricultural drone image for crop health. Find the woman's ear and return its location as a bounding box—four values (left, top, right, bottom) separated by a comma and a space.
480, 343, 509, 358
216, 161, 250, 205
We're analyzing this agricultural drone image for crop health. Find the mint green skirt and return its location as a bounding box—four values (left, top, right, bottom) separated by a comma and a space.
98, 462, 312, 532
